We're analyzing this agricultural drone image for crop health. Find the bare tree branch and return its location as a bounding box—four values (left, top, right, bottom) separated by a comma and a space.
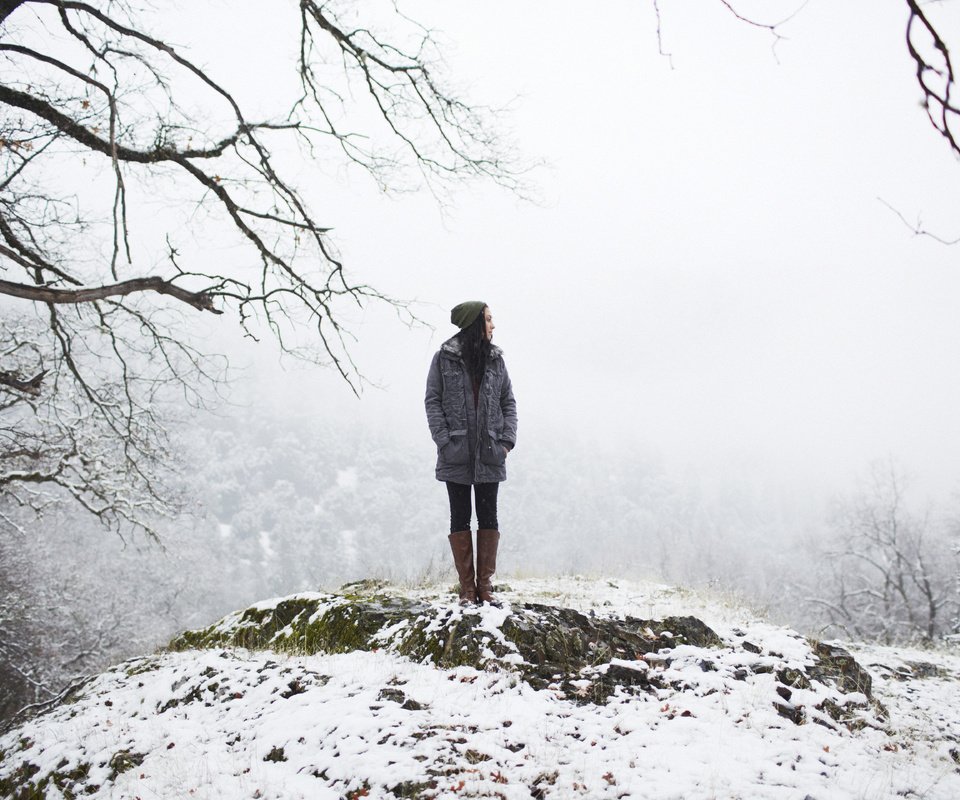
0, 368, 45, 394
0, 276, 219, 311
0, 0, 28, 25
0, 85, 244, 162
906, 0, 960, 159
878, 197, 960, 245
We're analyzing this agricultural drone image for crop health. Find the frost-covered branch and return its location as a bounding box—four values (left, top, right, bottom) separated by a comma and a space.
0, 0, 521, 534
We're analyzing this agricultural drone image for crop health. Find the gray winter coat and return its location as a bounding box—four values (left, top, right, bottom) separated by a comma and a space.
424, 335, 518, 485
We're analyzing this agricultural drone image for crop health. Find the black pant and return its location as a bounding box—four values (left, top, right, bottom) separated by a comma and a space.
446, 482, 499, 533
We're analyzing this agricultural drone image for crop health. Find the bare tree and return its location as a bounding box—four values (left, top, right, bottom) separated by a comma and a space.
809, 462, 958, 645
0, 0, 520, 534
0, 491, 246, 723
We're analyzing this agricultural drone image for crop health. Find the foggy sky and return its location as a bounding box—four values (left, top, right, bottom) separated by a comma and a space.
184, 0, 960, 505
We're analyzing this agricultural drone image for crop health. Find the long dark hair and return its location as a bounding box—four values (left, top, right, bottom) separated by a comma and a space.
457, 306, 489, 389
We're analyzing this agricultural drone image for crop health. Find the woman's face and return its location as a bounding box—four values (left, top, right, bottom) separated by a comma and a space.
483, 307, 495, 341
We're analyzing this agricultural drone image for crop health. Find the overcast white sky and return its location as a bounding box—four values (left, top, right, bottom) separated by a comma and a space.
184, 0, 960, 504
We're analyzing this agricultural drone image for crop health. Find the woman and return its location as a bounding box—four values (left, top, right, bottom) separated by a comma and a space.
425, 301, 518, 605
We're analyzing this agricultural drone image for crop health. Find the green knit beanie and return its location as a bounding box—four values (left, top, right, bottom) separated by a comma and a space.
450, 300, 487, 329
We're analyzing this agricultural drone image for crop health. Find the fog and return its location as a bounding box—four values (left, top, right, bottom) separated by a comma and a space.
197, 0, 960, 505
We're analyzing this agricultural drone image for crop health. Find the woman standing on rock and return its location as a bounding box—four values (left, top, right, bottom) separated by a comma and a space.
425, 302, 518, 606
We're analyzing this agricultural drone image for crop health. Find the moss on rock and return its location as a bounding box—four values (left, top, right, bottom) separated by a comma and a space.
166, 588, 740, 705
165, 583, 878, 722
107, 750, 144, 781
808, 641, 873, 696
0, 758, 97, 800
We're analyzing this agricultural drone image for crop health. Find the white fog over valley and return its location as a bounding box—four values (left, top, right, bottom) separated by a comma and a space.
2, 0, 960, 747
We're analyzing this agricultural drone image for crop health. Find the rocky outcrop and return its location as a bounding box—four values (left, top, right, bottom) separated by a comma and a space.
0, 580, 911, 800
168, 580, 882, 724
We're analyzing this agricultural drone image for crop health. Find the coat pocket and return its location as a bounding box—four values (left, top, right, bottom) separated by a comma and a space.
440, 429, 470, 466
479, 429, 506, 466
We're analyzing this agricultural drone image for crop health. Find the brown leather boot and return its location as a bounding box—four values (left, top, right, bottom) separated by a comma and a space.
476, 528, 501, 605
448, 530, 477, 605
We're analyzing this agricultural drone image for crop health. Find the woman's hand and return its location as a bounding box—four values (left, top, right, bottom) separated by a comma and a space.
503, 446, 509, 458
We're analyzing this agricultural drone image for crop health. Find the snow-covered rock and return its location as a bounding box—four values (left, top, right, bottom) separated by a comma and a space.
1, 576, 958, 799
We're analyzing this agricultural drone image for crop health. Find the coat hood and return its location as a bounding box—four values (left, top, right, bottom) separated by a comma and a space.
440, 334, 503, 361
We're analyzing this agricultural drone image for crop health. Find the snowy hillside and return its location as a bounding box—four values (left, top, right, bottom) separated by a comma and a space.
1, 577, 958, 799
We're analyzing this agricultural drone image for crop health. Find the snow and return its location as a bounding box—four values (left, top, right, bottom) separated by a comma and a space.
2, 577, 958, 799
